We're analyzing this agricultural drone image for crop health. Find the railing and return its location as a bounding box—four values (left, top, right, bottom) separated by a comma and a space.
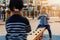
0, 10, 60, 21
0, 10, 39, 21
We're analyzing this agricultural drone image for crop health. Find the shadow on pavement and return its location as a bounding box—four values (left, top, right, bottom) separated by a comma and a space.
0, 34, 60, 40
43, 34, 60, 40
0, 36, 6, 40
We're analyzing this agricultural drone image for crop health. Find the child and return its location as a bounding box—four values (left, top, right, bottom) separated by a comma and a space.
37, 7, 52, 40
5, 0, 31, 40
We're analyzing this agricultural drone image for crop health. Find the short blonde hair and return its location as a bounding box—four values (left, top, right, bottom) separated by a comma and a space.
42, 7, 46, 10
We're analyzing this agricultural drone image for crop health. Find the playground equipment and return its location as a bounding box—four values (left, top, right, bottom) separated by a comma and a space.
27, 27, 46, 40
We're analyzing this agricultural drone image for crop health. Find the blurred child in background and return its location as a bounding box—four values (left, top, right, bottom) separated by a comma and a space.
37, 7, 52, 40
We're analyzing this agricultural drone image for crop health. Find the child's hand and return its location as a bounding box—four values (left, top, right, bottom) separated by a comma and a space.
44, 14, 47, 17
46, 17, 49, 20
49, 38, 52, 40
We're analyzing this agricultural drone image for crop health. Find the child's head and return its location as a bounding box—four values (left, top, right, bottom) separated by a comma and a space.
41, 7, 46, 14
9, 0, 24, 11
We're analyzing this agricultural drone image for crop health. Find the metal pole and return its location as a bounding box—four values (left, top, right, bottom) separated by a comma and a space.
40, 0, 42, 14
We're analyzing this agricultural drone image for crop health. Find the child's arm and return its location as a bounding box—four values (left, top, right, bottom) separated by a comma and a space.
25, 18, 31, 33
38, 14, 42, 20
46, 16, 49, 20
38, 16, 41, 20
45, 14, 49, 20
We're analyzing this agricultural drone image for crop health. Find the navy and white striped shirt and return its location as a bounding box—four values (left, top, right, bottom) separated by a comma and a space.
6, 14, 31, 40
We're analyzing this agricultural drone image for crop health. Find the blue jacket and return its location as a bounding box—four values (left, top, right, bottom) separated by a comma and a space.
38, 13, 49, 25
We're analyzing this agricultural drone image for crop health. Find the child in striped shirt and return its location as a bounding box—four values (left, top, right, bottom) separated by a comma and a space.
5, 0, 31, 40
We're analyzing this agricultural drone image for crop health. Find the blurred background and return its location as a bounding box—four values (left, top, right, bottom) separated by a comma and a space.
0, 0, 60, 21
0, 0, 60, 40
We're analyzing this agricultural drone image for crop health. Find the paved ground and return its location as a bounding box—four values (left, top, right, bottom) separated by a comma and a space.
0, 17, 60, 40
